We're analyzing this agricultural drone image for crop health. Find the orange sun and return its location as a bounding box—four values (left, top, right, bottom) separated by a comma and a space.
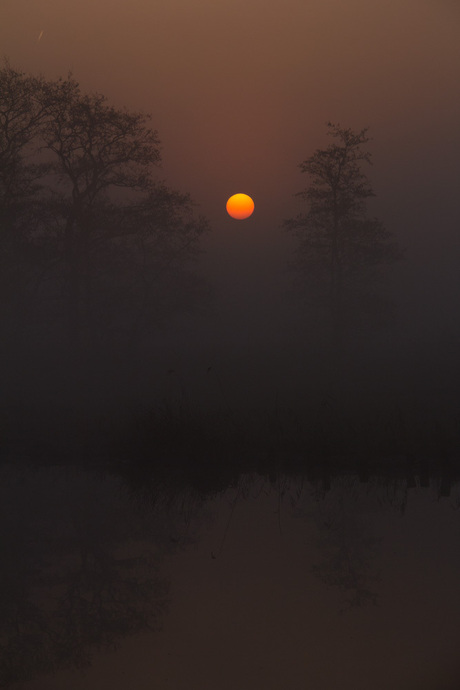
226, 193, 254, 220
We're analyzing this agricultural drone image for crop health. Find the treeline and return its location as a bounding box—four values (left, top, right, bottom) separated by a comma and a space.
1, 60, 406, 410
0, 60, 209, 362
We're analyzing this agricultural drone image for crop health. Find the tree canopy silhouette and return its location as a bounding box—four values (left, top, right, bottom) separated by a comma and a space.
0, 61, 209, 356
284, 123, 401, 342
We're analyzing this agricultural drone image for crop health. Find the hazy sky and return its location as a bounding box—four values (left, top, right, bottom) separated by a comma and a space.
2, 0, 460, 396
3, 0, 459, 220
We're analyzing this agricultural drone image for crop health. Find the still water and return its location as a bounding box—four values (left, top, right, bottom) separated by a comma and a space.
2, 462, 460, 690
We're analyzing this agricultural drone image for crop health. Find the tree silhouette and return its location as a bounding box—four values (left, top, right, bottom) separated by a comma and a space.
0, 61, 52, 335
36, 75, 162, 348
0, 61, 49, 222
0, 62, 209, 358
284, 123, 401, 348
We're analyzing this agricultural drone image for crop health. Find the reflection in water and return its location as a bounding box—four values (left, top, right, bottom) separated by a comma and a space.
0, 465, 178, 688
306, 480, 381, 610
2, 464, 460, 689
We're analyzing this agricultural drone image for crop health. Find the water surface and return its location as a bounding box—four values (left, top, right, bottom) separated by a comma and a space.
2, 463, 460, 690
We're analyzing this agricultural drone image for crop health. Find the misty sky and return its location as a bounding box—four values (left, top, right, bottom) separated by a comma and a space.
2, 0, 460, 399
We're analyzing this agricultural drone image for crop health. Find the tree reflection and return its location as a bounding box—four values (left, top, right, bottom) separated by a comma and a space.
297, 477, 382, 611
0, 466, 175, 688
312, 499, 380, 609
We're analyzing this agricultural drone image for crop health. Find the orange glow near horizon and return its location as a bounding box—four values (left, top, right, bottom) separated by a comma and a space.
226, 193, 255, 220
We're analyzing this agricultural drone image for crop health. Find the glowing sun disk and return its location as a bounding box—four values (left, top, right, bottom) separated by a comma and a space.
226, 193, 254, 219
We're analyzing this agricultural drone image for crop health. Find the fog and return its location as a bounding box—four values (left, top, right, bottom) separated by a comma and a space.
3, 5, 460, 688
1, 0, 460, 446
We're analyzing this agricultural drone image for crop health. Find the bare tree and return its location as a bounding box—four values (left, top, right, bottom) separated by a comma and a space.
284, 123, 401, 347
0, 61, 209, 379
0, 60, 53, 338
36, 76, 162, 348
0, 60, 49, 217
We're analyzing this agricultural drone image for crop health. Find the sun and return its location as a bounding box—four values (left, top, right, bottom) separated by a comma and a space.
226, 193, 254, 220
